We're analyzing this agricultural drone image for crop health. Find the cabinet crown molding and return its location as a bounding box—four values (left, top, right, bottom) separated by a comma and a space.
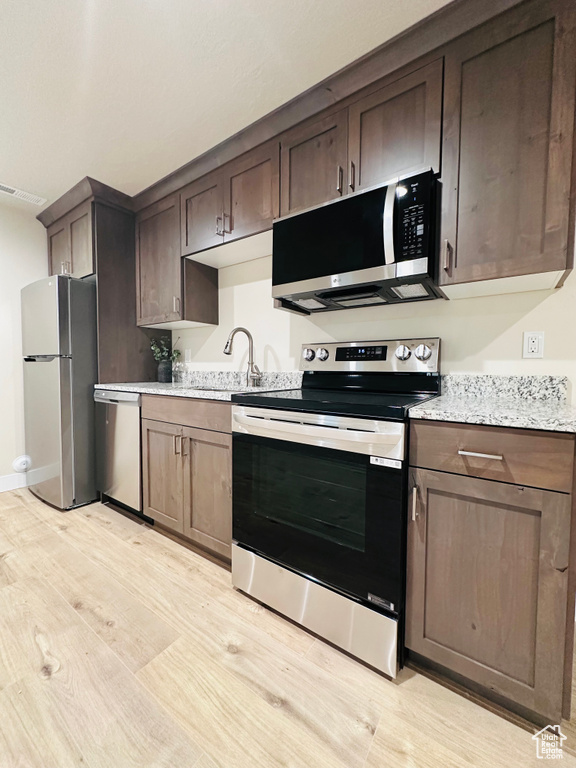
37, 177, 133, 228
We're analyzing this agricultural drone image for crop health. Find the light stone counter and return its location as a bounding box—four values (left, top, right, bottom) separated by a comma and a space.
95, 371, 302, 402
409, 375, 576, 433
96, 372, 576, 431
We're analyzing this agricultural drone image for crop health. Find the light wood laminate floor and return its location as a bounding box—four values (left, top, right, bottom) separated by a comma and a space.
1, 488, 575, 767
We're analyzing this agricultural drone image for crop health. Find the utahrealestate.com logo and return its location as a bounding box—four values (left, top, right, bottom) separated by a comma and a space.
532, 726, 567, 760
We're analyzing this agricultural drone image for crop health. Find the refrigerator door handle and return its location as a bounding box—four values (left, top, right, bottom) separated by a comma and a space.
24, 355, 58, 362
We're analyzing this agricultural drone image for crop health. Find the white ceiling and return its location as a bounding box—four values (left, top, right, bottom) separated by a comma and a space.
1, 0, 452, 214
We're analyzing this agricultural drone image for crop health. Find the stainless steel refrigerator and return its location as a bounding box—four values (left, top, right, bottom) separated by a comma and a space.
22, 275, 98, 510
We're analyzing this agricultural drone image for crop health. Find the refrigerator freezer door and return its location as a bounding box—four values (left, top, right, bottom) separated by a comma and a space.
21, 275, 70, 357
23, 356, 74, 509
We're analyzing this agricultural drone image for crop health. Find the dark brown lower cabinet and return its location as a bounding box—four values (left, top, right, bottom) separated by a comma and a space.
182, 426, 232, 560
141, 409, 232, 560
142, 419, 185, 533
406, 467, 571, 722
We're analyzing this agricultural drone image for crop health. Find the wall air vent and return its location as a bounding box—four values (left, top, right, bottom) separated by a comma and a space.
0, 182, 46, 206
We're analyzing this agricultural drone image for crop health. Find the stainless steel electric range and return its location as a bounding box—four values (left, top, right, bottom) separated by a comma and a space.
230, 338, 440, 677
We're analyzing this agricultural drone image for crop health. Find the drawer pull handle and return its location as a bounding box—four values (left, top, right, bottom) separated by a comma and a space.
458, 450, 503, 461
411, 485, 418, 522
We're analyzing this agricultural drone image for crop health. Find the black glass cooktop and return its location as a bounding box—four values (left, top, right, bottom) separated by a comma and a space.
231, 388, 438, 421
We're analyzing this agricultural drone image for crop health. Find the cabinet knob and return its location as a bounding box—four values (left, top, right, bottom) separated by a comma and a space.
349, 161, 356, 191
336, 165, 343, 194
173, 296, 181, 314
216, 216, 223, 236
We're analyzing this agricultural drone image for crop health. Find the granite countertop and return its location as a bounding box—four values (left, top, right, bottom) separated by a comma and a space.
409, 375, 576, 433
95, 382, 256, 401
95, 371, 302, 402
96, 372, 576, 432
409, 395, 576, 433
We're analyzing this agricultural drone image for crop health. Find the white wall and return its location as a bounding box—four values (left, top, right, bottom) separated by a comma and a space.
177, 255, 576, 403
0, 204, 47, 489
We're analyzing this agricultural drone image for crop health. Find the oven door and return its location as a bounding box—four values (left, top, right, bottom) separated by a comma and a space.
232, 406, 407, 615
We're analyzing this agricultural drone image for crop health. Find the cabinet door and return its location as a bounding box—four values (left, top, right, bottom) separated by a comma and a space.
180, 171, 224, 256
47, 220, 69, 276
280, 110, 348, 215
142, 419, 184, 533
136, 195, 181, 326
47, 200, 93, 278
223, 141, 279, 241
348, 59, 442, 192
406, 467, 571, 721
440, 2, 576, 285
68, 201, 93, 278
182, 426, 232, 560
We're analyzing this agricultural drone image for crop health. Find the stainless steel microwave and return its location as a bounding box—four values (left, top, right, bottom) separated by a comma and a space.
272, 169, 444, 314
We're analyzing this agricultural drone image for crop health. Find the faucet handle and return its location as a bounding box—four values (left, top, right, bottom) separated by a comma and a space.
249, 363, 262, 386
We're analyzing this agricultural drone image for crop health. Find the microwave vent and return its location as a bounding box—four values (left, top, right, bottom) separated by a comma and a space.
335, 296, 387, 307
0, 182, 47, 206
391, 283, 430, 300
293, 297, 326, 310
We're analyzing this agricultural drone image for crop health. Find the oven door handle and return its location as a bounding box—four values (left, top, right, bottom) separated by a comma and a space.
233, 412, 404, 458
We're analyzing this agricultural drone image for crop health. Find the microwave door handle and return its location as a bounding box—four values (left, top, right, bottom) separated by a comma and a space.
383, 182, 397, 266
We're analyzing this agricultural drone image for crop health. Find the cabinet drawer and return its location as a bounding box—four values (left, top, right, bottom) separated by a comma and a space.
141, 395, 231, 434
409, 420, 574, 493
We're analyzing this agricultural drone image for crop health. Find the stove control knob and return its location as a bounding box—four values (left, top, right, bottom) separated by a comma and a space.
303, 348, 315, 362
414, 344, 432, 361
316, 347, 329, 361
395, 344, 411, 361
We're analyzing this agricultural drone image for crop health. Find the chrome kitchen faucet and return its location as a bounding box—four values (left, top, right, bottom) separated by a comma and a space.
223, 327, 262, 387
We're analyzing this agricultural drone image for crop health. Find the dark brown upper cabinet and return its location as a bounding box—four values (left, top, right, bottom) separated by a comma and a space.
47, 199, 93, 278
180, 140, 279, 256
347, 59, 443, 193
180, 172, 225, 255
223, 140, 279, 241
280, 110, 348, 216
279, 60, 442, 216
136, 195, 182, 326
38, 178, 162, 384
136, 194, 218, 329
439, 0, 576, 286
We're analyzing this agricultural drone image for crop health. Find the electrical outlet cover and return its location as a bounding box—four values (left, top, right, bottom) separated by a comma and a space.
523, 331, 545, 359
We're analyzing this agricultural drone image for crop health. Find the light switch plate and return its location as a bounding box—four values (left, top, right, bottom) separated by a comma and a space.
523, 331, 544, 358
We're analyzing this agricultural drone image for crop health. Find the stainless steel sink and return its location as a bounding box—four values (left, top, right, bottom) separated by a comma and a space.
188, 385, 242, 392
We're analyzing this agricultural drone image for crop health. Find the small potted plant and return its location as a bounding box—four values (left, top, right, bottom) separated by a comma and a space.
150, 336, 181, 383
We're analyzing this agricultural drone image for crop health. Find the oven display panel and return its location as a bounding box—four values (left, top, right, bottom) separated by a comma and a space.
335, 345, 387, 361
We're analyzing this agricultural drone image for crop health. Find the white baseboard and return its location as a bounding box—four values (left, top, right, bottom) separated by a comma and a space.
0, 473, 27, 493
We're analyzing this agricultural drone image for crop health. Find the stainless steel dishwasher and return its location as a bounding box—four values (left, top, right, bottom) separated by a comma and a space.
94, 390, 142, 512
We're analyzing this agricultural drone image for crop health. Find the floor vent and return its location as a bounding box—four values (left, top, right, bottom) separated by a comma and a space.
0, 182, 46, 206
